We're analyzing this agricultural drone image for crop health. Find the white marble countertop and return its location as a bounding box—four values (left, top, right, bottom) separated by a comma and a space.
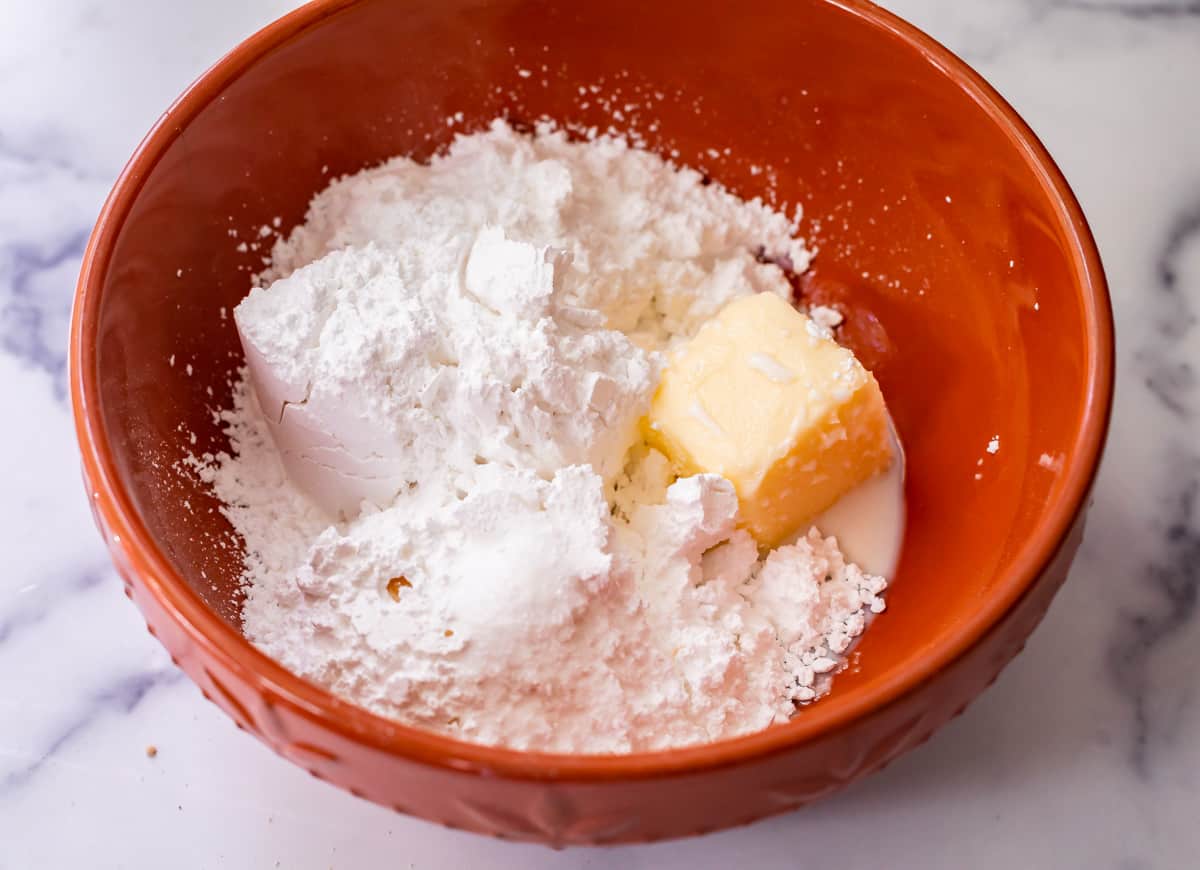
2, 0, 1198, 866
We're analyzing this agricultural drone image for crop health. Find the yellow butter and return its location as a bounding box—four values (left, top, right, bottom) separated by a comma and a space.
645, 292, 893, 547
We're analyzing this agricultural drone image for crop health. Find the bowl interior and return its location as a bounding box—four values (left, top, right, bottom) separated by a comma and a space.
85, 0, 1101, 737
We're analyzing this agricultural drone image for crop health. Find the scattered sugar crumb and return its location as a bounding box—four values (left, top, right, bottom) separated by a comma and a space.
1038, 452, 1063, 471
809, 305, 844, 331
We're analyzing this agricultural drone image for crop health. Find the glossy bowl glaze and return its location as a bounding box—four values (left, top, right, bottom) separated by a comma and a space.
71, 0, 1113, 846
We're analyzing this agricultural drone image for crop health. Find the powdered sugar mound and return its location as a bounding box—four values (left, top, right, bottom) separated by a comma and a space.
262, 120, 809, 348
237, 228, 657, 518
199, 121, 889, 753
190, 376, 327, 598
752, 531, 888, 701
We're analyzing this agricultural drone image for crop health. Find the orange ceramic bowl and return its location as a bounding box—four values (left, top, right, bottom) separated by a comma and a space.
71, 0, 1113, 846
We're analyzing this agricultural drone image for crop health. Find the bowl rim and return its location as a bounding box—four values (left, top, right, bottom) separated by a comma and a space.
70, 0, 1114, 782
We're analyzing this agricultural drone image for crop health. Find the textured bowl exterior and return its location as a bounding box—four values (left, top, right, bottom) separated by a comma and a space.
85, 475, 1087, 845
71, 0, 1113, 846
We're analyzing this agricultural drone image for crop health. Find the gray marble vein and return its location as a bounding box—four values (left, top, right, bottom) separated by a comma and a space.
1107, 452, 1200, 775
1061, 0, 1200, 17
0, 231, 88, 392
1140, 204, 1200, 417
901, 0, 1200, 68
0, 143, 108, 399
0, 569, 107, 646
0, 667, 183, 794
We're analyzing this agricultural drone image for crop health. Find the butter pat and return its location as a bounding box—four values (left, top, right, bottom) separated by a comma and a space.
645, 292, 893, 547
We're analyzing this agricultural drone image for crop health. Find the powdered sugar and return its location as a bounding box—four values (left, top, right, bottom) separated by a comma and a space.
237, 229, 656, 518
258, 120, 808, 348
196, 120, 889, 753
